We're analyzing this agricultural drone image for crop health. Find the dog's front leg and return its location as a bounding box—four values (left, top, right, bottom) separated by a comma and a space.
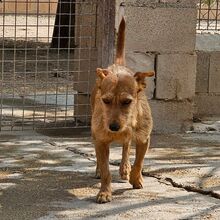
120, 141, 131, 180
129, 137, 150, 189
95, 141, 112, 203
95, 159, 101, 179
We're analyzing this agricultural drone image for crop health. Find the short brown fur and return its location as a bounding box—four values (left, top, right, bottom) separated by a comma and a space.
91, 17, 154, 203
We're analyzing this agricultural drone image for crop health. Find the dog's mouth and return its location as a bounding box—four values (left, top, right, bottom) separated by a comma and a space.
108, 129, 121, 133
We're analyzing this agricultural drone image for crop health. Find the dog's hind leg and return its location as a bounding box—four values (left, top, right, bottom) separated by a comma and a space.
95, 141, 112, 203
129, 137, 150, 189
120, 140, 131, 180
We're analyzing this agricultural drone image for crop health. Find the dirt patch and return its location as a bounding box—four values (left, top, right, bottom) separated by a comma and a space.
0, 171, 10, 179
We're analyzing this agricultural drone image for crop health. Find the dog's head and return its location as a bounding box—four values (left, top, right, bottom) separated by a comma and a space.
96, 65, 154, 133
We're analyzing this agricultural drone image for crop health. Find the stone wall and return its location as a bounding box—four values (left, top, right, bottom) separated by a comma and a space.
117, 0, 197, 133
195, 50, 220, 117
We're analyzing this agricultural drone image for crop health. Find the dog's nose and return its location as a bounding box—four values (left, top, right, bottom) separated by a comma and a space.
109, 122, 120, 132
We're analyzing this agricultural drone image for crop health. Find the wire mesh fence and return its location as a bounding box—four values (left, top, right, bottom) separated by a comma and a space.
0, 0, 101, 131
197, 0, 220, 33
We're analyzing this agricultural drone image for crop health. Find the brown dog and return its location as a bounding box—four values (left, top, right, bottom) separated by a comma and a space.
91, 17, 154, 203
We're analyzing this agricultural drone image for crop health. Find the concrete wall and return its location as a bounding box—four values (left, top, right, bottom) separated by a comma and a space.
117, 0, 197, 133
195, 50, 220, 117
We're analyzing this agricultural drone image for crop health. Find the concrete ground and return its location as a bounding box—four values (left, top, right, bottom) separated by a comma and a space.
0, 129, 219, 220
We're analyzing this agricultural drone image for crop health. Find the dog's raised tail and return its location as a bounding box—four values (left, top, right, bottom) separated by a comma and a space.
115, 17, 125, 65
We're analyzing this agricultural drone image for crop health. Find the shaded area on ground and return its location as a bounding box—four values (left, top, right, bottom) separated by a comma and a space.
0, 131, 219, 220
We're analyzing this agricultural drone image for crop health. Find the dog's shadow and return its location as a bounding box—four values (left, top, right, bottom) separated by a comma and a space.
92, 173, 135, 196
113, 187, 134, 196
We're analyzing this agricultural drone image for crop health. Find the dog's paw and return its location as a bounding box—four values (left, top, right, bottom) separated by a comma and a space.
119, 162, 131, 180
129, 170, 144, 189
96, 191, 112, 203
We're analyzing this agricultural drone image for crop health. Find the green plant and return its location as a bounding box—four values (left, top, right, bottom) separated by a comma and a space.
201, 0, 216, 6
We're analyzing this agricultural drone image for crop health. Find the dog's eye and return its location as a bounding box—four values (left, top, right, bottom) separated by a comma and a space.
102, 98, 111, 105
121, 99, 132, 106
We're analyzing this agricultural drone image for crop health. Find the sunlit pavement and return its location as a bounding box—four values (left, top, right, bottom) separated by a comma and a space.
0, 130, 219, 220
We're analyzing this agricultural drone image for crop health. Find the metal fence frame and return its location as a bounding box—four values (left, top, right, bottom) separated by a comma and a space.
0, 0, 115, 131
197, 0, 220, 32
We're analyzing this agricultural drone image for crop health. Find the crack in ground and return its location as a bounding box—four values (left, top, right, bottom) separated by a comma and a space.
66, 147, 96, 163
47, 142, 96, 163
48, 142, 220, 200
47, 141, 120, 165
66, 147, 121, 167
143, 172, 220, 200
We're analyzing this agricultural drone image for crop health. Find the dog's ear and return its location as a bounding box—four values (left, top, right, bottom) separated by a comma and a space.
134, 71, 154, 92
96, 68, 109, 80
